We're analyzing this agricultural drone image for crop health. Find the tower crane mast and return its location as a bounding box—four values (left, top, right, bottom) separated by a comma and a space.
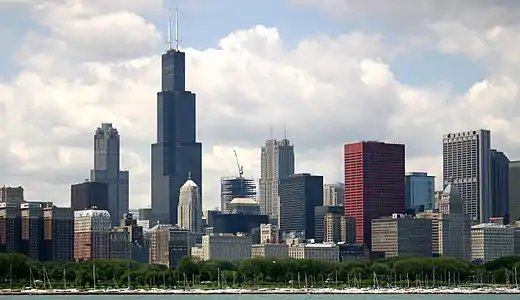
233, 149, 244, 178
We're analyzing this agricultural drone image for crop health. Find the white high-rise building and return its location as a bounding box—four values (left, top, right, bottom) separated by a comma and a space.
258, 138, 295, 222
442, 129, 491, 223
177, 175, 202, 233
323, 183, 344, 206
471, 223, 514, 263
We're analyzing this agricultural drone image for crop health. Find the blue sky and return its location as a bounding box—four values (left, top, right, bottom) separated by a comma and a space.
0, 0, 486, 93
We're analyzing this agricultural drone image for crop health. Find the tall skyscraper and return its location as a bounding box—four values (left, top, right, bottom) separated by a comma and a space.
323, 183, 344, 206
442, 129, 491, 223
151, 38, 202, 225
509, 161, 520, 222
258, 138, 295, 222
70, 181, 109, 211
279, 173, 323, 239
178, 176, 203, 233
90, 123, 129, 225
344, 141, 405, 247
405, 172, 435, 212
490, 149, 510, 220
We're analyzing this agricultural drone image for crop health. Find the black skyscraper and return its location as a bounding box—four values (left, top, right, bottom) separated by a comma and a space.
151, 44, 203, 225
70, 181, 109, 211
279, 173, 323, 239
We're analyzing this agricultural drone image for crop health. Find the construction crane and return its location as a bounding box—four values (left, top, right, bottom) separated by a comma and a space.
233, 149, 244, 178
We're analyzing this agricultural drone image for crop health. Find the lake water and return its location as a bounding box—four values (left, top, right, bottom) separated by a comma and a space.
0, 295, 518, 300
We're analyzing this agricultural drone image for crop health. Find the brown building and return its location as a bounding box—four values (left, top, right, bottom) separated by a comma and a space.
371, 214, 432, 258
71, 181, 109, 211
74, 208, 111, 261
0, 202, 21, 253
43, 205, 74, 261
20, 202, 45, 260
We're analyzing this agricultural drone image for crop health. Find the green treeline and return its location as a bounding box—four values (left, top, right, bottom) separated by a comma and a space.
0, 253, 520, 289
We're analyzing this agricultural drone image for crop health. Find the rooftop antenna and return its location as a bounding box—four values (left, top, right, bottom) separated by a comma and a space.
174, 8, 180, 51
270, 126, 273, 140
284, 123, 288, 140
167, 8, 172, 50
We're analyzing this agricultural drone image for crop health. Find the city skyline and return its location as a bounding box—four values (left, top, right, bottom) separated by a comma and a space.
1, 1, 520, 209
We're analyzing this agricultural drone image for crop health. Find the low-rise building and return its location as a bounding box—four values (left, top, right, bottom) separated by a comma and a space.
471, 223, 514, 263
199, 234, 252, 261
288, 243, 339, 261
252, 244, 288, 258
371, 214, 432, 258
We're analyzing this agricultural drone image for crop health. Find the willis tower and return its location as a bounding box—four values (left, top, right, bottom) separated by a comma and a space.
151, 11, 202, 225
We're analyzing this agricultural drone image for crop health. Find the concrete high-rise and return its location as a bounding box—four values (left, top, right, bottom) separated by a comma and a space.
177, 176, 203, 233
323, 183, 344, 206
258, 138, 295, 222
405, 172, 435, 212
90, 123, 129, 225
74, 208, 111, 261
344, 141, 406, 247
442, 129, 491, 223
490, 149, 510, 220
151, 39, 202, 225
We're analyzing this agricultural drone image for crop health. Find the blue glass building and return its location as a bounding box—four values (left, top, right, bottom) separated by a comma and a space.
151, 47, 202, 225
405, 172, 435, 212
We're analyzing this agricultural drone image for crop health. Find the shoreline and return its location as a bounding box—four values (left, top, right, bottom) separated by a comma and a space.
2, 288, 520, 295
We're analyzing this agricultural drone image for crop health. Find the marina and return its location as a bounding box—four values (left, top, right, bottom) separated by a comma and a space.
1, 286, 520, 295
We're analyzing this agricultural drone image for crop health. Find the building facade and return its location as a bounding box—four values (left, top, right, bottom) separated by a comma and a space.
252, 244, 288, 258
20, 202, 44, 261
177, 177, 203, 233
323, 183, 344, 206
0, 186, 24, 204
471, 223, 514, 263
371, 214, 432, 258
509, 160, 520, 222
151, 45, 203, 225
74, 209, 111, 261
443, 129, 492, 223
258, 138, 295, 222
70, 181, 109, 211
200, 234, 252, 261
220, 176, 256, 212
490, 149, 510, 220
90, 123, 130, 226
43, 205, 74, 261
279, 173, 323, 239
405, 172, 435, 212
344, 141, 406, 246
288, 243, 340, 261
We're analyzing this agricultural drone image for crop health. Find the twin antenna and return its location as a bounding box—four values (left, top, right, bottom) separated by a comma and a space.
167, 8, 179, 51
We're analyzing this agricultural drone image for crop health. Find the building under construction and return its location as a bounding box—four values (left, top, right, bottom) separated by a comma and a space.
220, 176, 256, 212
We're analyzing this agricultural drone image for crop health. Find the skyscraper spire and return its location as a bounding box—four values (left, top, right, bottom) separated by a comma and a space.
167, 8, 172, 51
284, 123, 288, 140
174, 8, 180, 51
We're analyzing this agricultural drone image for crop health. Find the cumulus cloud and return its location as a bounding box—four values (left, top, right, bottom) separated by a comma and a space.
1, 0, 520, 209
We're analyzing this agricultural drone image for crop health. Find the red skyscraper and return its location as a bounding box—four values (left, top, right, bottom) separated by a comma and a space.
344, 141, 406, 247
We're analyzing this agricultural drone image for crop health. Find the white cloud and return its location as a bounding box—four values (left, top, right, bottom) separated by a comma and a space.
1, 0, 520, 210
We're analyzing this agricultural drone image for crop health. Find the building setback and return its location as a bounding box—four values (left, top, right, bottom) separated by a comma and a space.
151, 43, 202, 226
90, 123, 130, 225
279, 173, 323, 239
70, 181, 109, 211
443, 129, 492, 223
344, 141, 406, 247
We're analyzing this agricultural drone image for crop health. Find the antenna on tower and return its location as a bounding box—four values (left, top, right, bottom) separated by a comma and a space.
270, 126, 273, 140
284, 123, 288, 140
174, 8, 180, 51
166, 8, 172, 50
